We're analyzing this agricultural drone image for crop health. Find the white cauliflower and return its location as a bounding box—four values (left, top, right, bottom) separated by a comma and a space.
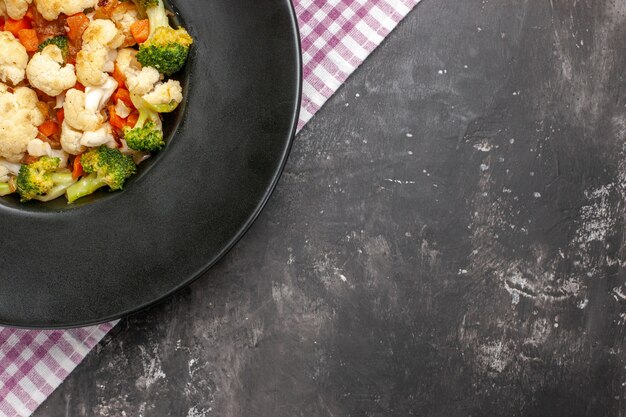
1, 0, 32, 20
60, 120, 116, 155
143, 79, 183, 109
33, 0, 97, 21
110, 3, 139, 47
76, 20, 124, 87
115, 47, 140, 74
0, 85, 44, 162
60, 121, 86, 155
27, 138, 51, 157
76, 42, 110, 87
27, 138, 69, 167
0, 31, 28, 86
125, 66, 160, 96
84, 75, 118, 111
0, 159, 21, 182
82, 19, 124, 49
26, 45, 77, 97
61, 82, 119, 154
79, 122, 115, 148
63, 88, 104, 132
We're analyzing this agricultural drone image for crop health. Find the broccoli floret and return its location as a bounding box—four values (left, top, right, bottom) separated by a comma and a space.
134, 0, 193, 75
123, 94, 165, 152
124, 120, 164, 152
16, 156, 61, 202
66, 147, 137, 203
38, 36, 69, 61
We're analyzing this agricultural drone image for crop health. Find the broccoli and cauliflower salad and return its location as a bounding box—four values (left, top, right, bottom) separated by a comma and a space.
0, 0, 192, 203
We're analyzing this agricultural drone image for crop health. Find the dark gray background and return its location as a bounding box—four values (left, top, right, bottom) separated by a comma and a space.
35, 0, 626, 415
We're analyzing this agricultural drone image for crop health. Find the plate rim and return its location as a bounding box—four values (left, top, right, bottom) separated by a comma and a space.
2, 0, 302, 330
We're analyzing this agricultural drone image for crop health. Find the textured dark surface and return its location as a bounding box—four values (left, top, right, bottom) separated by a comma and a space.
35, 0, 626, 415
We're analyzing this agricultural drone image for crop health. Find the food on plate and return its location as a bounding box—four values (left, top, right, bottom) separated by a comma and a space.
0, 0, 192, 203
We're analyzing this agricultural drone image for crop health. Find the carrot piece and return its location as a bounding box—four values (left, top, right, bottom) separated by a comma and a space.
112, 64, 126, 87
126, 112, 139, 128
130, 19, 150, 44
38, 120, 59, 137
0, 17, 5, 31
17, 28, 39, 52
56, 109, 64, 125
72, 155, 83, 180
4, 18, 31, 37
74, 82, 85, 92
108, 105, 126, 130
66, 13, 89, 44
113, 88, 133, 108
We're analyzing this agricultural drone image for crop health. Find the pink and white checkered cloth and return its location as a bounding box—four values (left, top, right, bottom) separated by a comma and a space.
0, 0, 419, 415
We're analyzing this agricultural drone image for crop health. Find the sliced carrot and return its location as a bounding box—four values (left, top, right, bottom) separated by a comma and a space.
126, 112, 139, 128
113, 88, 133, 108
112, 63, 126, 88
108, 105, 127, 130
0, 17, 5, 31
38, 120, 59, 137
17, 28, 39, 52
66, 13, 89, 44
4, 18, 31, 37
130, 19, 150, 44
72, 155, 83, 180
56, 109, 64, 125
73, 82, 85, 92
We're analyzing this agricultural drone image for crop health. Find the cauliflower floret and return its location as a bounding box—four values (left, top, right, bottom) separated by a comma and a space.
84, 76, 118, 111
0, 158, 21, 179
26, 45, 77, 97
33, 0, 97, 21
1, 0, 32, 20
82, 19, 124, 49
27, 138, 70, 167
115, 48, 140, 75
143, 79, 183, 108
63, 88, 104, 132
76, 42, 110, 87
110, 3, 139, 47
125, 66, 161, 96
60, 120, 116, 154
0, 85, 45, 162
80, 123, 115, 148
27, 138, 51, 157
0, 31, 28, 85
60, 121, 86, 155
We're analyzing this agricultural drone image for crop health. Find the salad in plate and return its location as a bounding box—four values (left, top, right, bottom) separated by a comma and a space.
0, 0, 192, 203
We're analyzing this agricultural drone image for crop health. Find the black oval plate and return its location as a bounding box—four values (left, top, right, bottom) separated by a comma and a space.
0, 0, 302, 328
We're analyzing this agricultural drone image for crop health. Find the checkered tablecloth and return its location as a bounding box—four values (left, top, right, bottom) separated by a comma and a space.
0, 0, 420, 415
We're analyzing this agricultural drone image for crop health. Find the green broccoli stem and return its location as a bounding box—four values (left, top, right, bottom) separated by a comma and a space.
0, 183, 13, 196
51, 172, 75, 185
66, 173, 108, 203
130, 94, 160, 127
33, 173, 77, 202
146, 0, 170, 36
